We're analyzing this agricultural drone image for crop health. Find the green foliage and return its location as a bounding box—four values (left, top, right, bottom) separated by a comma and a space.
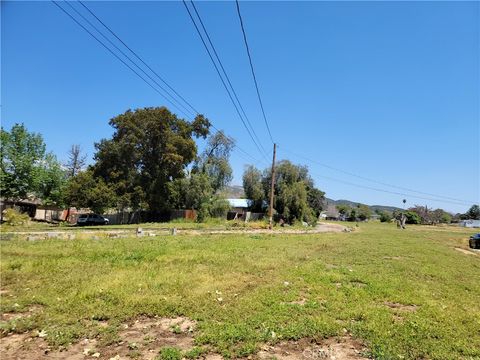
2, 208, 30, 226
356, 204, 371, 221
242, 165, 265, 212
1, 123, 46, 201
93, 107, 210, 214
379, 211, 393, 223
404, 210, 421, 224
157, 347, 182, 360
336, 204, 351, 216
1, 123, 66, 206
63, 169, 116, 214
256, 160, 324, 224
194, 131, 234, 192
465, 204, 480, 220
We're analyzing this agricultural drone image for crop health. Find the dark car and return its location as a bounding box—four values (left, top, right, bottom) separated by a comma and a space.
469, 233, 480, 249
77, 214, 109, 226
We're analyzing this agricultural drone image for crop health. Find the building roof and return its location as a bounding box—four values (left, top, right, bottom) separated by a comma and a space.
227, 198, 252, 208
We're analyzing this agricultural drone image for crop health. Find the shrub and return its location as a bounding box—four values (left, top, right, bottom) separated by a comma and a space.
2, 208, 30, 226
379, 211, 392, 223
157, 347, 182, 360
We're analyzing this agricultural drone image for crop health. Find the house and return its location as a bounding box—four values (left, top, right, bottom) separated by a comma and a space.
459, 219, 480, 228
227, 198, 252, 213
226, 199, 264, 222
321, 203, 340, 220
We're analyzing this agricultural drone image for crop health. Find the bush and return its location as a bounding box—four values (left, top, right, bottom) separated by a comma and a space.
2, 208, 30, 226
379, 211, 392, 223
157, 347, 182, 360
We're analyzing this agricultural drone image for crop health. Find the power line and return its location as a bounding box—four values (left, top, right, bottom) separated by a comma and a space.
280, 146, 475, 206
189, 0, 265, 153
51, 1, 192, 119
78, 1, 200, 116
182, 0, 268, 160
235, 0, 274, 144
63, 1, 195, 118
308, 170, 471, 207
53, 1, 267, 167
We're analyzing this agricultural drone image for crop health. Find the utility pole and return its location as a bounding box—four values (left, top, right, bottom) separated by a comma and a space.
269, 143, 277, 229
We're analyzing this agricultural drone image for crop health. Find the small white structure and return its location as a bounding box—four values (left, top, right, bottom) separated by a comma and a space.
459, 219, 480, 228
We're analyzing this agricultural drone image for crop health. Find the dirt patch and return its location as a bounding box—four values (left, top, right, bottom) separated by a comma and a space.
0, 316, 197, 360
1, 305, 43, 322
257, 336, 369, 359
383, 302, 418, 312
454, 247, 479, 256
382, 256, 404, 260
282, 298, 307, 306
350, 281, 367, 288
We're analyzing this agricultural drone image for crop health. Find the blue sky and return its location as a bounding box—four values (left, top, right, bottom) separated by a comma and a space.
2, 1, 479, 213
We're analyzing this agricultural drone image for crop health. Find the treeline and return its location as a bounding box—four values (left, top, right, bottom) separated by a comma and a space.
243, 161, 325, 224
1, 106, 326, 224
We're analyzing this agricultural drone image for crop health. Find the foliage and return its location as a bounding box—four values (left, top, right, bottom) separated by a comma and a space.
356, 204, 372, 221
242, 165, 265, 212
257, 160, 323, 224
306, 187, 325, 218
0, 123, 66, 206
465, 204, 480, 220
336, 204, 351, 216
379, 211, 393, 223
157, 347, 182, 360
2, 208, 30, 226
63, 169, 117, 214
404, 210, 421, 224
93, 107, 210, 215
194, 131, 234, 192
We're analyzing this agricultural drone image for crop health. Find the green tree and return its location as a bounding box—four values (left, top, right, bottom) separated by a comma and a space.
194, 131, 234, 192
63, 169, 116, 214
465, 205, 480, 220
1, 123, 66, 206
93, 107, 210, 215
242, 165, 265, 212
37, 153, 67, 206
379, 211, 392, 222
1, 123, 46, 202
356, 204, 372, 221
306, 187, 325, 218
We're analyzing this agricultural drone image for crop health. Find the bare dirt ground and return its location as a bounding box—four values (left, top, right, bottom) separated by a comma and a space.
454, 247, 479, 256
257, 336, 369, 360
1, 315, 369, 360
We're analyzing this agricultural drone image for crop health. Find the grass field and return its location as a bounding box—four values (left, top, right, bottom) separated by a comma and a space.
1, 222, 479, 359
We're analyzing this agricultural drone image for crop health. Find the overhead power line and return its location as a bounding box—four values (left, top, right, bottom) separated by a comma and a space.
51, 1, 192, 119
235, 0, 274, 144
280, 147, 475, 206
182, 0, 268, 160
78, 1, 200, 116
52, 1, 265, 167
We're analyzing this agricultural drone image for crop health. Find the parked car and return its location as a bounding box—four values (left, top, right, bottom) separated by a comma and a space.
77, 213, 109, 226
469, 233, 480, 249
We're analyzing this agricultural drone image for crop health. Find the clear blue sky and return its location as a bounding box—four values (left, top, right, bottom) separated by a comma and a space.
2, 1, 479, 213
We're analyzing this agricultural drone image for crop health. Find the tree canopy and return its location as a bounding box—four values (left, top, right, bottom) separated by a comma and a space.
243, 160, 325, 224
1, 123, 66, 205
92, 107, 210, 215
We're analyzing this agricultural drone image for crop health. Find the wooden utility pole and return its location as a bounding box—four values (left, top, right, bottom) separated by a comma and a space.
269, 143, 277, 229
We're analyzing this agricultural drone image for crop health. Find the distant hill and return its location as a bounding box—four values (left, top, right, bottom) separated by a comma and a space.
325, 198, 401, 213
226, 187, 401, 213
224, 185, 245, 199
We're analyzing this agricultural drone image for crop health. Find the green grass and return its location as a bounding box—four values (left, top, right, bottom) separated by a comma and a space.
1, 222, 479, 359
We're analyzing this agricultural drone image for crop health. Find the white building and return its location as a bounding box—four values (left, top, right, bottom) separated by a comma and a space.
459, 219, 480, 228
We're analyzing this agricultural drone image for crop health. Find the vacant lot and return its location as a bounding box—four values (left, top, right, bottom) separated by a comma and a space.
1, 222, 479, 359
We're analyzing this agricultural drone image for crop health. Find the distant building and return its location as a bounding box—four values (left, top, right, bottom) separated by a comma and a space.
227, 199, 252, 214
459, 219, 480, 228
321, 203, 340, 220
